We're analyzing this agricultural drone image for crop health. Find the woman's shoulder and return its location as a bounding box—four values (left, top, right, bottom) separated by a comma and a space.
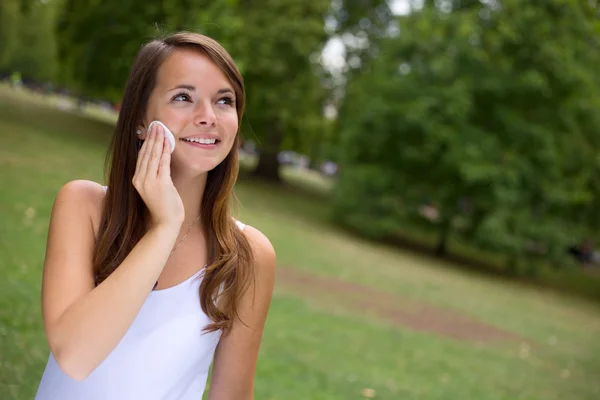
54, 180, 107, 205
235, 221, 276, 273
52, 180, 107, 231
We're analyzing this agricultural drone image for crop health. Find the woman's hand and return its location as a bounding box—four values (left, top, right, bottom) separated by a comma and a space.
132, 123, 184, 229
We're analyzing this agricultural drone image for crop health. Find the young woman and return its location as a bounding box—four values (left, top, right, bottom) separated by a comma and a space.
34, 32, 276, 399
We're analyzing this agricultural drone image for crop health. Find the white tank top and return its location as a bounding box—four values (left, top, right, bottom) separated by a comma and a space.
34, 220, 246, 400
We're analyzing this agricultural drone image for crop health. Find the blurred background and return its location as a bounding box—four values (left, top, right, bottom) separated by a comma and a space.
2, 0, 600, 399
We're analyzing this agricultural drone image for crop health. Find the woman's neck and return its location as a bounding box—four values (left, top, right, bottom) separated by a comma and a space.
170, 171, 208, 228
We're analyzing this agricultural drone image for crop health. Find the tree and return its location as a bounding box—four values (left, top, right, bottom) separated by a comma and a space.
234, 0, 332, 181
0, 1, 20, 71
195, 0, 395, 181
9, 0, 60, 82
325, 0, 394, 164
193, 0, 332, 182
328, 0, 394, 72
333, 0, 600, 270
0, 0, 59, 81
56, 0, 205, 101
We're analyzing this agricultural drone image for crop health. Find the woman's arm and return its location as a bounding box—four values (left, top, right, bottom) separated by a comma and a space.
41, 180, 181, 381
206, 225, 276, 400
42, 125, 184, 380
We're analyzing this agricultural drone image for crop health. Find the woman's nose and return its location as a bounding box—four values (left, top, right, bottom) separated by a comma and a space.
194, 101, 216, 126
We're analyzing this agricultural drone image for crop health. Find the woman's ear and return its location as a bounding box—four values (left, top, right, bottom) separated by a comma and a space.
136, 125, 148, 140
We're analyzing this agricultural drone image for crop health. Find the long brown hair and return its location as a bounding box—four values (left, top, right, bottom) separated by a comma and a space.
93, 32, 254, 334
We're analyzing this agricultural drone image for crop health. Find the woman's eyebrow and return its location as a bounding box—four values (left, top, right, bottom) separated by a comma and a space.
168, 85, 234, 96
216, 88, 235, 96
169, 84, 196, 91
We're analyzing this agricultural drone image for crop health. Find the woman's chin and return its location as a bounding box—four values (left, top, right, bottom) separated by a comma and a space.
172, 159, 224, 176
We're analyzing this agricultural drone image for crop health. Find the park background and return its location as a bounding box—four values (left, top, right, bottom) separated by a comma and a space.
1, 0, 600, 399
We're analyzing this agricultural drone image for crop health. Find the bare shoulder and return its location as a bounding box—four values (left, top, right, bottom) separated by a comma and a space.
42, 180, 107, 338
240, 224, 277, 275
53, 180, 106, 231
55, 179, 106, 206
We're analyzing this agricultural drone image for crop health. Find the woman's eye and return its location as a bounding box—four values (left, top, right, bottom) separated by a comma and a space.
173, 92, 191, 102
217, 96, 235, 106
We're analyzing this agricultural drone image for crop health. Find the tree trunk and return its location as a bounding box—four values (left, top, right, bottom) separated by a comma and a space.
253, 149, 282, 182
465, 208, 485, 240
506, 254, 520, 275
435, 218, 452, 257
253, 124, 284, 183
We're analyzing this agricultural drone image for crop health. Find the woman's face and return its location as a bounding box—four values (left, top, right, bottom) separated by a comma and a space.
143, 48, 239, 175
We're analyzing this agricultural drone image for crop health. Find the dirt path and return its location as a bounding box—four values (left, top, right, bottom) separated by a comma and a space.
276, 267, 525, 344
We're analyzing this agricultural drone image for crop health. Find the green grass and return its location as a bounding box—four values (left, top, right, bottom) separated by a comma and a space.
1, 86, 600, 399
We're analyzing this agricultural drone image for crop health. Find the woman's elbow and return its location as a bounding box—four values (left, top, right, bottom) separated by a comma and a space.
52, 344, 93, 381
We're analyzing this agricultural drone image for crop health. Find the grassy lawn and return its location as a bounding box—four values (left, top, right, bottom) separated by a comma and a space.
1, 86, 600, 399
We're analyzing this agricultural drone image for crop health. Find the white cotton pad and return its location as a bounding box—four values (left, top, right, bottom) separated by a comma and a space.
148, 120, 176, 153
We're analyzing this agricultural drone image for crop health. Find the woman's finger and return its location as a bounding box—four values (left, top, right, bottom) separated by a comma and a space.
134, 130, 149, 179
158, 136, 172, 180
137, 123, 155, 181
147, 124, 165, 178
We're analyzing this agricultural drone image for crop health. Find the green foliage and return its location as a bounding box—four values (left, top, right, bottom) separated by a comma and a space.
0, 1, 20, 69
329, 0, 394, 68
333, 0, 600, 269
194, 0, 332, 180
220, 0, 331, 161
0, 0, 59, 81
55, 0, 207, 100
191, 0, 395, 179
